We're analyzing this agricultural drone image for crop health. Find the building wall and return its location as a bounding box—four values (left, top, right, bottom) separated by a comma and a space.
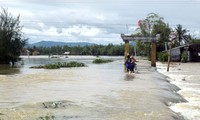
171, 47, 181, 61
166, 44, 200, 62
189, 44, 200, 62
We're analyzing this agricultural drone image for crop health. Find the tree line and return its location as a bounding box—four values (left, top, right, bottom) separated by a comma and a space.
30, 44, 137, 56
0, 8, 199, 65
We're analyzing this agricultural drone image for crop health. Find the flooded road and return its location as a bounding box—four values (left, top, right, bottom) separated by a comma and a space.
0, 56, 185, 120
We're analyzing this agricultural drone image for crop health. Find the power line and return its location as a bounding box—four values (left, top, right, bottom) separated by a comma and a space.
21, 21, 136, 26
20, 20, 200, 26
1, 0, 200, 4
19, 21, 200, 29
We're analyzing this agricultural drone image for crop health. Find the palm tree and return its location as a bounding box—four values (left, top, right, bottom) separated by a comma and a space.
174, 24, 191, 46
173, 24, 192, 62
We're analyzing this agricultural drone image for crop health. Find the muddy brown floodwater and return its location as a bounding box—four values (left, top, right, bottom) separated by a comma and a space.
0, 56, 186, 120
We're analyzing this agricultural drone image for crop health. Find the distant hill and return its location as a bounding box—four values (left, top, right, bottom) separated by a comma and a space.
28, 41, 96, 47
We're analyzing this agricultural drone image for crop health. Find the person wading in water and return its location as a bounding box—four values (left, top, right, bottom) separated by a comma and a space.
130, 55, 137, 73
125, 55, 132, 73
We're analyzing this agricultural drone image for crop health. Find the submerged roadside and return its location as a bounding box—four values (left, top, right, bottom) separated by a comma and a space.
0, 57, 188, 120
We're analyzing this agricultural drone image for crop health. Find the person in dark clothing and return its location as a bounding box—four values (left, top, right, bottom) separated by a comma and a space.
130, 56, 137, 72
125, 55, 133, 73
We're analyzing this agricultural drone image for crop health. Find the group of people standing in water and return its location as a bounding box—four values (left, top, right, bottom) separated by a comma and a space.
125, 54, 137, 73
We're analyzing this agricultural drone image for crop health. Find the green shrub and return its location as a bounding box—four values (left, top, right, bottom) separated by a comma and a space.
44, 63, 60, 69
181, 51, 188, 63
29, 65, 44, 69
158, 52, 168, 62
39, 114, 55, 120
30, 61, 86, 69
92, 58, 113, 64
62, 61, 86, 67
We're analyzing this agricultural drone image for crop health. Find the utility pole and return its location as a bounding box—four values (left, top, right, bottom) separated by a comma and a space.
134, 46, 137, 56
151, 41, 156, 67
126, 24, 128, 34
167, 31, 175, 72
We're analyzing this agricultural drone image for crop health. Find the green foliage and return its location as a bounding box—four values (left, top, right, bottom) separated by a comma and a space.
135, 13, 171, 56
140, 13, 164, 36
30, 61, 86, 69
174, 24, 192, 47
181, 51, 188, 63
39, 114, 55, 120
30, 44, 124, 56
191, 39, 200, 43
152, 22, 171, 52
0, 8, 27, 65
135, 13, 193, 56
92, 58, 113, 64
157, 52, 168, 62
62, 61, 86, 67
44, 63, 60, 69
136, 41, 150, 56
29, 65, 44, 69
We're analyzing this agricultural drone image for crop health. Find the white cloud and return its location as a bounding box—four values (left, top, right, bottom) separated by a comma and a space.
23, 24, 119, 44
191, 30, 200, 38
1, 0, 200, 44
80, 26, 102, 37
38, 23, 45, 28
95, 15, 105, 21
22, 28, 40, 35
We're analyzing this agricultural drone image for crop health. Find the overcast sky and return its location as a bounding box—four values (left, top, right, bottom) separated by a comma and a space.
1, 0, 200, 45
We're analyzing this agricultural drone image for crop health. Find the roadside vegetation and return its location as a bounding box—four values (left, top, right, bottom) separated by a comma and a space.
30, 61, 86, 69
92, 58, 113, 64
39, 114, 55, 120
181, 51, 188, 63
157, 52, 168, 62
0, 8, 27, 66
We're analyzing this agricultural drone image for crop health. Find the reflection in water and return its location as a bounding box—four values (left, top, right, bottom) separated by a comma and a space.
0, 56, 186, 120
0, 64, 20, 75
